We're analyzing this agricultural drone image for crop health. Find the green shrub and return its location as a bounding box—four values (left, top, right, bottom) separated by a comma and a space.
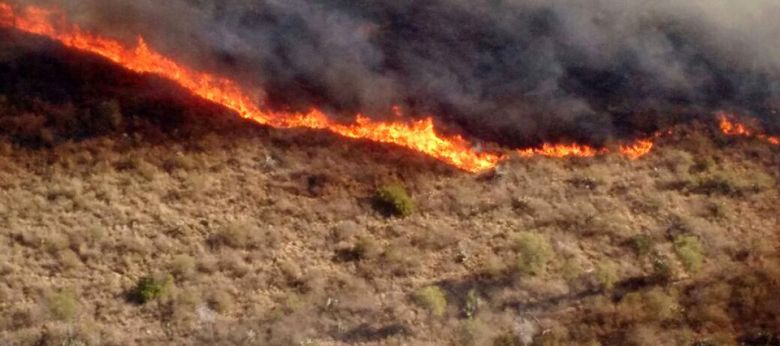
130, 274, 173, 304
629, 234, 654, 257
375, 184, 415, 217
513, 232, 553, 276
673, 235, 704, 273
413, 285, 447, 317
45, 289, 79, 321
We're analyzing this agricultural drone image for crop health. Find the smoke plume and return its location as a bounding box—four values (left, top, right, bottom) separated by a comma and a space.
11, 0, 780, 146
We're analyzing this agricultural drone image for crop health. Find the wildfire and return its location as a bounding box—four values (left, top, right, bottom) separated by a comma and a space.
514, 137, 654, 160
0, 2, 664, 171
517, 143, 604, 158
619, 139, 655, 160
718, 113, 780, 146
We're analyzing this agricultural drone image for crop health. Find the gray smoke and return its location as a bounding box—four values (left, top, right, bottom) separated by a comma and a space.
12, 0, 780, 146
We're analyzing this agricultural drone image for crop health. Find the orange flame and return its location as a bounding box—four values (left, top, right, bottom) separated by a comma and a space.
0, 3, 664, 170
718, 113, 780, 146
619, 139, 654, 160
516, 137, 655, 160
0, 3, 502, 172
517, 143, 604, 158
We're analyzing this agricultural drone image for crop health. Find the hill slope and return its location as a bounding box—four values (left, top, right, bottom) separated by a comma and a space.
1, 33, 779, 346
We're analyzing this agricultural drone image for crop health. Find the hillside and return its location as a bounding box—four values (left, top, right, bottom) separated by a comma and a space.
1, 33, 780, 346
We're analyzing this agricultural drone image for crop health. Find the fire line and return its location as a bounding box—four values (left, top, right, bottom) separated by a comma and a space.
0, 3, 669, 171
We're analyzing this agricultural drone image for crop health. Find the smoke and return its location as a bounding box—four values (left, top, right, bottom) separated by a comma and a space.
11, 0, 780, 146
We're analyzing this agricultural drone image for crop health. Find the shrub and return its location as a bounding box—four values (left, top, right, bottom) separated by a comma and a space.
130, 274, 173, 304
691, 170, 775, 196
382, 243, 420, 275
513, 232, 553, 276
413, 285, 447, 317
170, 255, 196, 280
673, 235, 704, 273
207, 291, 234, 314
642, 288, 679, 321
375, 184, 415, 217
337, 235, 380, 262
211, 220, 255, 248
355, 236, 381, 259
619, 288, 679, 323
652, 255, 675, 282
90, 100, 123, 133
456, 318, 491, 346
45, 289, 79, 321
595, 261, 619, 290
493, 332, 522, 346
629, 235, 654, 257
464, 289, 481, 318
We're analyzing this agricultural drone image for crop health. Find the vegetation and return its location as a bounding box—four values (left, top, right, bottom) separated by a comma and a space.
513, 232, 554, 276
413, 286, 448, 317
44, 289, 79, 321
130, 274, 173, 304
673, 235, 705, 273
374, 183, 415, 217
0, 42, 779, 345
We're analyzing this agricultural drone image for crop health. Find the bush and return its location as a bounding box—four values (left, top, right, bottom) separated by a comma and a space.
691, 170, 775, 196
652, 255, 675, 282
673, 235, 704, 273
170, 255, 196, 280
413, 285, 447, 317
211, 220, 255, 248
629, 235, 654, 257
595, 261, 619, 290
130, 274, 173, 304
513, 232, 553, 276
456, 318, 491, 346
45, 289, 79, 321
375, 184, 415, 217
90, 100, 123, 133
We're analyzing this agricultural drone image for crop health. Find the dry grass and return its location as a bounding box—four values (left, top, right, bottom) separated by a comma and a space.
0, 40, 779, 345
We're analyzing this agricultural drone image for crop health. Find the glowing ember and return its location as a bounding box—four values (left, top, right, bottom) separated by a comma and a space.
0, 2, 665, 170
718, 113, 780, 146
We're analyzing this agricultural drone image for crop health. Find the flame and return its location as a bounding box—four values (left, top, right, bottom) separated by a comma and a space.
619, 139, 654, 160
0, 2, 664, 170
718, 113, 780, 146
516, 137, 656, 160
517, 143, 604, 158
0, 3, 501, 172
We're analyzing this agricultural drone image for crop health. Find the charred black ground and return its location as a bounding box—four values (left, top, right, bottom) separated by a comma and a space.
7, 0, 780, 148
